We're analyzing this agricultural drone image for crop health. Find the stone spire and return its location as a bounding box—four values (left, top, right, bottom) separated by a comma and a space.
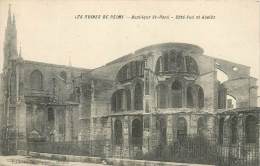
7, 4, 12, 28
3, 4, 18, 69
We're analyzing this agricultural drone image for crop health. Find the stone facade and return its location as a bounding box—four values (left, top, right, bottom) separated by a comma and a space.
0, 6, 259, 161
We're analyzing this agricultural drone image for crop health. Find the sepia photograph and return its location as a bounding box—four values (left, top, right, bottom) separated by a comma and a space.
0, 0, 259, 165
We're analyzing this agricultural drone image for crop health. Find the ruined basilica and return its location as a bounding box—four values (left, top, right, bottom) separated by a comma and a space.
0, 7, 259, 160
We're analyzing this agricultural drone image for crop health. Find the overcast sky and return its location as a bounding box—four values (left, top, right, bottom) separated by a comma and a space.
0, 0, 259, 80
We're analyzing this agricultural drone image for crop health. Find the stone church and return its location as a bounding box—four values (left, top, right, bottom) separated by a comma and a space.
0, 6, 259, 160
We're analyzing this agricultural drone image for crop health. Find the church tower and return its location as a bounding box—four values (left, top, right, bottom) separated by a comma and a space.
1, 5, 20, 155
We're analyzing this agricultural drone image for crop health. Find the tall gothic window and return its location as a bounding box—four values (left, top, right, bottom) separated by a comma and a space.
172, 81, 182, 108
126, 89, 131, 111
185, 56, 199, 74
134, 83, 143, 110
116, 61, 144, 83
177, 117, 187, 140
30, 70, 43, 90
187, 86, 194, 107
111, 90, 124, 112
245, 115, 257, 144
114, 119, 123, 145
132, 119, 143, 146
198, 87, 204, 108
197, 117, 206, 137
157, 84, 168, 108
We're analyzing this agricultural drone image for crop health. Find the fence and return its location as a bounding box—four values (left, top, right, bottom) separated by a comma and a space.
18, 140, 110, 158
217, 144, 259, 166
142, 136, 259, 166
142, 136, 217, 164
17, 136, 259, 166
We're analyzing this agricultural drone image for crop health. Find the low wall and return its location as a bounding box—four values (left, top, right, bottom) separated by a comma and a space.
17, 150, 214, 166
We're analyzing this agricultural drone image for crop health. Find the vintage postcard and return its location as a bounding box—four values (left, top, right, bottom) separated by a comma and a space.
0, 0, 259, 165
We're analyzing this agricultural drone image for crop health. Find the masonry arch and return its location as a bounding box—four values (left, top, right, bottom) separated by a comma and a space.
111, 89, 124, 112
132, 118, 143, 146
198, 86, 204, 108
197, 117, 207, 137
187, 86, 194, 107
226, 95, 237, 109
157, 84, 168, 108
185, 56, 199, 74
172, 80, 182, 108
30, 70, 43, 90
216, 68, 228, 83
114, 119, 123, 145
177, 117, 187, 140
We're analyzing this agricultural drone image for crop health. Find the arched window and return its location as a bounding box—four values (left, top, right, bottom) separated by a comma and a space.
114, 119, 123, 145
176, 54, 185, 71
187, 86, 194, 107
185, 56, 199, 74
230, 116, 238, 144
156, 50, 186, 74
159, 118, 167, 145
198, 87, 204, 108
245, 115, 257, 144
30, 70, 43, 90
226, 95, 237, 109
177, 117, 187, 140
172, 80, 182, 108
60, 71, 67, 82
126, 89, 131, 111
168, 51, 176, 71
218, 118, 224, 145
197, 117, 206, 137
157, 84, 167, 108
216, 68, 228, 83
116, 61, 144, 83
111, 90, 124, 112
132, 119, 143, 145
134, 83, 143, 110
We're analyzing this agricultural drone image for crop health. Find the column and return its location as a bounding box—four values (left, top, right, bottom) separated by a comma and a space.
166, 115, 174, 144
142, 115, 150, 154
65, 106, 72, 141
16, 100, 27, 153
122, 116, 130, 158
103, 117, 112, 158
